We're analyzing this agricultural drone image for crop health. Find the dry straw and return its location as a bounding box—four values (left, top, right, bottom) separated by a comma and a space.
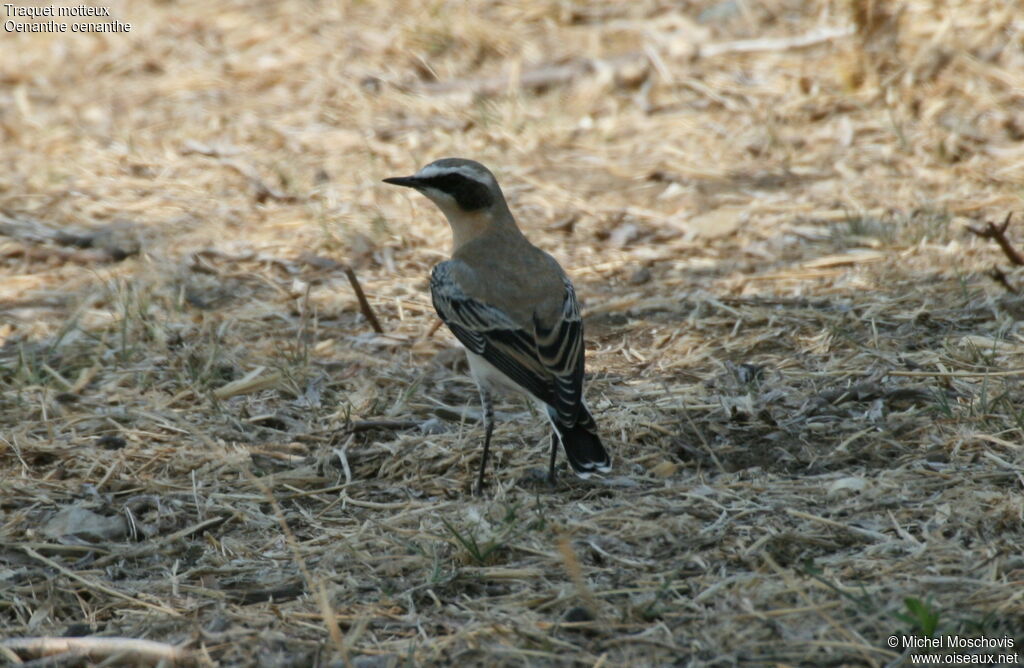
2, 0, 1024, 665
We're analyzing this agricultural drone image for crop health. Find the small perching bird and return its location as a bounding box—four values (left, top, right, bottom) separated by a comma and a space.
384, 158, 611, 493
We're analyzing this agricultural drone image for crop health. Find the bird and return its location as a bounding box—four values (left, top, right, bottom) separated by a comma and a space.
383, 158, 611, 493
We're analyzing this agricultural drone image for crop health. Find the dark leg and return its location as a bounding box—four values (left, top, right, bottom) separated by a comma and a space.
547, 432, 559, 485
474, 390, 494, 495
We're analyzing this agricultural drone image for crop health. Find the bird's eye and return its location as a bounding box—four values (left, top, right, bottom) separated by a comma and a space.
419, 174, 492, 211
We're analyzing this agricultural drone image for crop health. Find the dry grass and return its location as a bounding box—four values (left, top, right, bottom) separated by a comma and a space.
2, 0, 1024, 665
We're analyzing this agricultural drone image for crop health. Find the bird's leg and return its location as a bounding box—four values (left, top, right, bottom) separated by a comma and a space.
474, 389, 495, 496
547, 432, 559, 486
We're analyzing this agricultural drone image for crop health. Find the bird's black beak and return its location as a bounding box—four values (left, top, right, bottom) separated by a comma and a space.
382, 176, 422, 189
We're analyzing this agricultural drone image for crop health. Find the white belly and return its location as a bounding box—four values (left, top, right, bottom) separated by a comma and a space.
466, 351, 526, 396
466, 350, 576, 431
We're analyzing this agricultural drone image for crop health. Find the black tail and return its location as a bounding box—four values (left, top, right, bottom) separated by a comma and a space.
550, 406, 611, 476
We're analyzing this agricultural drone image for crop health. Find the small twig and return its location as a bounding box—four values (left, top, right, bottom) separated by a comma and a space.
21, 546, 181, 617
347, 419, 420, 433
213, 366, 283, 400
343, 265, 384, 333
968, 212, 1024, 265
556, 535, 603, 622
296, 254, 384, 332
420, 59, 604, 96
988, 266, 1018, 293
785, 508, 888, 542
317, 583, 348, 666
1, 637, 192, 666
1, 245, 126, 265
219, 159, 298, 203
699, 25, 854, 57
887, 368, 1024, 378
425, 318, 444, 338
246, 469, 348, 662
92, 515, 229, 568
680, 401, 725, 473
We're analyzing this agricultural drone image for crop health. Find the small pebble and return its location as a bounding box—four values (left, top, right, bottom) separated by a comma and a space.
629, 266, 652, 285
564, 606, 594, 623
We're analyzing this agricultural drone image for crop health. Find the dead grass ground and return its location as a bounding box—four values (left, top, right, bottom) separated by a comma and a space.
2, 0, 1024, 665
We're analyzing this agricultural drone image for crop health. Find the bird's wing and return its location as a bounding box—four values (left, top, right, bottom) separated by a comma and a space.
533, 276, 585, 426
431, 260, 575, 411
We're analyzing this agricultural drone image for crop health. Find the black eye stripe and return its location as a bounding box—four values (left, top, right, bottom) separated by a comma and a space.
420, 173, 493, 211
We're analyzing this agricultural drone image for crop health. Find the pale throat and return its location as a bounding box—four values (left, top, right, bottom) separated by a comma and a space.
446, 209, 505, 252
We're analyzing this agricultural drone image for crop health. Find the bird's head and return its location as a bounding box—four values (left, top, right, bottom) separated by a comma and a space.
383, 158, 505, 217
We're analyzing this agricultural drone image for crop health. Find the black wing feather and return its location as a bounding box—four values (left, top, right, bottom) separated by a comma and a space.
430, 261, 585, 423
534, 279, 585, 425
